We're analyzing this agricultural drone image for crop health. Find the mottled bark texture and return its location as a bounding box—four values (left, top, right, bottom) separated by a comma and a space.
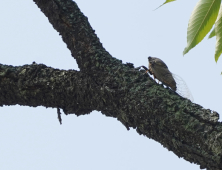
0, 0, 221, 169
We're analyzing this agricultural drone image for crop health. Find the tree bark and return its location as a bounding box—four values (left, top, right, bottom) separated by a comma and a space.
1, 0, 221, 169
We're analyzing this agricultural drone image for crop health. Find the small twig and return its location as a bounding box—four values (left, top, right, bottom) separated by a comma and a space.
57, 107, 62, 125
134, 65, 153, 75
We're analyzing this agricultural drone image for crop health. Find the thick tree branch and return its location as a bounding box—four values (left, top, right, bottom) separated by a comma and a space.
1, 0, 219, 169
0, 63, 95, 114
33, 0, 122, 81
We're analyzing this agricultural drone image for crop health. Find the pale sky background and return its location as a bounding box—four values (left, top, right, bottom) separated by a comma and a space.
0, 1, 221, 170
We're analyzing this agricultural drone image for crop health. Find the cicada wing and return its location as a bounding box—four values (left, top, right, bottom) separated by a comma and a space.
172, 73, 194, 102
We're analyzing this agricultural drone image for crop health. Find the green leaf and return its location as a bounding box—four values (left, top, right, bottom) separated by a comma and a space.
183, 0, 221, 55
215, 5, 222, 62
154, 0, 176, 10
208, 27, 216, 38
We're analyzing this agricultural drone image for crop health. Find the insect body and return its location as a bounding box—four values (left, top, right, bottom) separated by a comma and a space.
147, 56, 193, 101
148, 56, 176, 91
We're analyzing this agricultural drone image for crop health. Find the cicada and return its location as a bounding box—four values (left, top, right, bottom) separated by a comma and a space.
141, 56, 193, 101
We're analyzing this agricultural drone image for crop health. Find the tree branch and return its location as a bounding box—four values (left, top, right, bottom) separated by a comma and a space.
33, 0, 121, 80
0, 63, 99, 115
1, 0, 220, 169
